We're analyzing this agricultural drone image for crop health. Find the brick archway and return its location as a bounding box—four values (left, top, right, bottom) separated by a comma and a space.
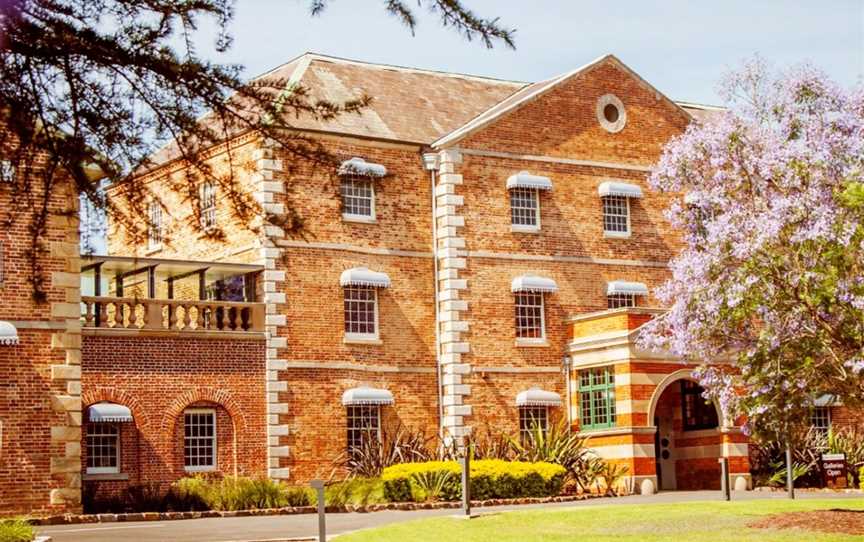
160, 387, 247, 436
82, 387, 153, 430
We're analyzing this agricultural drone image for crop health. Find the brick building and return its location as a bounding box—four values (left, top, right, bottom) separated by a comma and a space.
2, 52, 860, 514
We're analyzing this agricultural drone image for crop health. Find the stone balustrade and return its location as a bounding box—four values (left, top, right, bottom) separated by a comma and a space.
81, 296, 265, 333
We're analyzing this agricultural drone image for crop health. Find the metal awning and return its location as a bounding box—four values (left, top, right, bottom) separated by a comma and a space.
341, 387, 394, 406
0, 321, 19, 346
516, 388, 562, 407
814, 394, 839, 407
506, 172, 553, 191
598, 181, 643, 199
511, 275, 558, 293
89, 403, 133, 423
607, 280, 649, 296
338, 157, 387, 177
340, 267, 391, 288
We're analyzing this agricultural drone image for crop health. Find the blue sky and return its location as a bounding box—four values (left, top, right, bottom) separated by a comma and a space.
204, 0, 863, 105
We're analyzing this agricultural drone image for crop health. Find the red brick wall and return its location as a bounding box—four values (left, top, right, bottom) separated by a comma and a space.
281, 369, 439, 482
80, 334, 267, 498
0, 148, 80, 516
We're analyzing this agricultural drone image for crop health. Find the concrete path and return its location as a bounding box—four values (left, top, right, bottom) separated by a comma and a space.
39, 491, 863, 542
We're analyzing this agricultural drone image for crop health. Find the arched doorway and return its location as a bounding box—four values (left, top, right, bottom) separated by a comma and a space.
649, 373, 722, 491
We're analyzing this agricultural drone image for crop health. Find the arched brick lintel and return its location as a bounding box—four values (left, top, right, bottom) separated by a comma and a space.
82, 387, 153, 430
160, 387, 247, 437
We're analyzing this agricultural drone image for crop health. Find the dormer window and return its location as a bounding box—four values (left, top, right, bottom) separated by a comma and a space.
338, 157, 387, 223
506, 172, 552, 233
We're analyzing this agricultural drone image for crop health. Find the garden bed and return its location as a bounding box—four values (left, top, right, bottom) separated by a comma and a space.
32, 493, 600, 526
749, 509, 864, 535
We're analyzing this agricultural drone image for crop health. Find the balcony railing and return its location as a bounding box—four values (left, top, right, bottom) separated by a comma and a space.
81, 296, 265, 333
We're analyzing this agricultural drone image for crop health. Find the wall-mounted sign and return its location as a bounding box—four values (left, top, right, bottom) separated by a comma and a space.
821, 453, 847, 489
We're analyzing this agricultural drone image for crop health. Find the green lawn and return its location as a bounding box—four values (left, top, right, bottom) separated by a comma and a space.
334, 498, 864, 542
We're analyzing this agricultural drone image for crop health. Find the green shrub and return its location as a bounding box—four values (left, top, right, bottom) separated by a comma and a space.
0, 518, 34, 542
859, 466, 864, 490
381, 459, 565, 502
283, 486, 314, 507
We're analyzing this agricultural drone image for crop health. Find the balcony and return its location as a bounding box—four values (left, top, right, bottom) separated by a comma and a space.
81, 255, 266, 336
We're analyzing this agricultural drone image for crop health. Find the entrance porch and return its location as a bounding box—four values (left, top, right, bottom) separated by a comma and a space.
566, 308, 751, 494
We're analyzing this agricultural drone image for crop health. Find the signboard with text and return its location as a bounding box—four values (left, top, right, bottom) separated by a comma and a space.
821, 453, 847, 489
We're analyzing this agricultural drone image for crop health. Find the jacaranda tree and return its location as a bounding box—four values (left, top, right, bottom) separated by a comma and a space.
639, 58, 864, 440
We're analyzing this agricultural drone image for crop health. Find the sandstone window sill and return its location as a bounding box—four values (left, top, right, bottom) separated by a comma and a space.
604, 231, 631, 239
343, 336, 383, 346
83, 473, 129, 481
515, 338, 549, 348
511, 225, 541, 234
342, 214, 378, 225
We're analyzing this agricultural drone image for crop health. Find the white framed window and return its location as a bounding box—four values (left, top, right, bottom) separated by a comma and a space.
86, 422, 120, 474
810, 407, 831, 437
607, 293, 636, 309
515, 292, 545, 340
346, 405, 381, 453
0, 160, 14, 183
340, 175, 375, 221
199, 182, 217, 230
602, 195, 630, 236
519, 406, 549, 442
184, 408, 216, 471
510, 187, 540, 230
147, 202, 162, 251
344, 286, 378, 340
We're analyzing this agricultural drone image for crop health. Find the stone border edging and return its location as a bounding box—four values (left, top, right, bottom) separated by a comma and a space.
753, 486, 863, 494
32, 493, 600, 526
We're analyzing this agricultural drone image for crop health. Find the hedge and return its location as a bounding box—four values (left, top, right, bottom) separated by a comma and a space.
381, 459, 565, 502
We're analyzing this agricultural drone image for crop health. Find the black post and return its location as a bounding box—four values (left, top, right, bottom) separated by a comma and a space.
460, 453, 471, 517
718, 457, 730, 501
785, 443, 795, 499
310, 480, 326, 541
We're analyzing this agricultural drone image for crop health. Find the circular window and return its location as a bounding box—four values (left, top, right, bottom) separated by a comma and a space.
596, 94, 626, 133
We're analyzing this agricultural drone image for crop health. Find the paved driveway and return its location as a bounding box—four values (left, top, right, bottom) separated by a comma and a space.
39, 491, 862, 542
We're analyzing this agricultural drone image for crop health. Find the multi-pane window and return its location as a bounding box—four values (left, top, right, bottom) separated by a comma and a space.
86, 423, 120, 474
341, 175, 375, 219
0, 160, 14, 183
199, 182, 217, 230
680, 380, 719, 431
602, 195, 630, 235
579, 367, 616, 430
515, 292, 545, 339
510, 187, 540, 228
346, 405, 381, 453
148, 202, 162, 250
810, 407, 831, 438
607, 293, 636, 309
184, 409, 216, 471
344, 287, 377, 337
519, 406, 549, 442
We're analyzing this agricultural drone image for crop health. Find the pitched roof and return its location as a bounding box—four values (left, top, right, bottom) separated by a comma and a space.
272, 53, 526, 143
147, 53, 721, 167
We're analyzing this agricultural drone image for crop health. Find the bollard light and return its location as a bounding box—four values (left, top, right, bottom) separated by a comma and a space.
310, 479, 326, 541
